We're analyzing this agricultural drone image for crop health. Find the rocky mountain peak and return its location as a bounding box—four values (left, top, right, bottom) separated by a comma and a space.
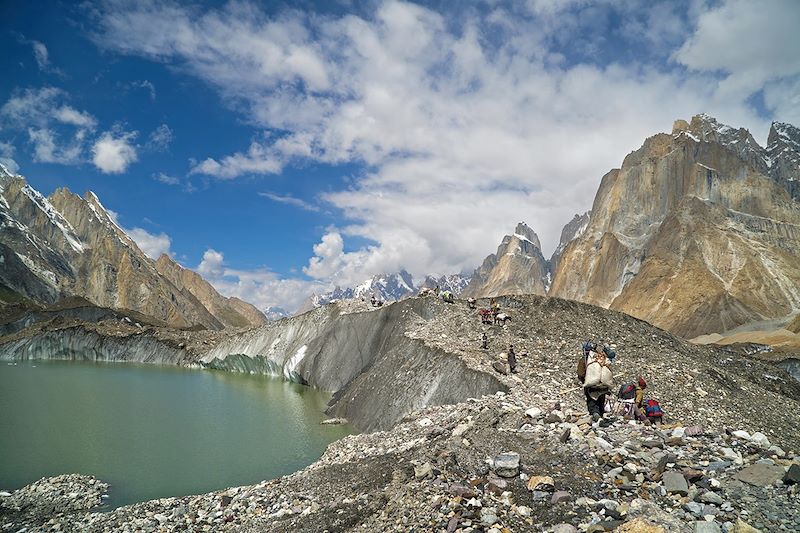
766, 121, 800, 199
550, 115, 800, 338
462, 223, 549, 299
512, 222, 541, 250
549, 211, 591, 274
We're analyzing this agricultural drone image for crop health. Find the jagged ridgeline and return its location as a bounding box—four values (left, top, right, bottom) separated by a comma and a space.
470, 115, 800, 339
0, 165, 266, 330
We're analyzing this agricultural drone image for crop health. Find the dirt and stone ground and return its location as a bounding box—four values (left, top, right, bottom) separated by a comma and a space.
2, 294, 799, 532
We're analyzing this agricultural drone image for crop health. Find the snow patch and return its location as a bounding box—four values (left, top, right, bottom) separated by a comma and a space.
283, 344, 307, 381
20, 186, 84, 253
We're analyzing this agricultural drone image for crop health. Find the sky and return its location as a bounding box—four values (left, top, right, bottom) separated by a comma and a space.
1, 0, 799, 313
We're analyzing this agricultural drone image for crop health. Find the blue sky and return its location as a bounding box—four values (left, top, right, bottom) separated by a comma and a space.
1, 0, 798, 311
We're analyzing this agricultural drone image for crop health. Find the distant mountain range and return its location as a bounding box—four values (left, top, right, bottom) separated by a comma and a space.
0, 166, 266, 330
295, 271, 470, 315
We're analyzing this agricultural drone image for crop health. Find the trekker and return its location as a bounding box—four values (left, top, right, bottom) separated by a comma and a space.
467, 297, 477, 309
619, 377, 649, 422
507, 344, 517, 373
491, 298, 500, 315
481, 332, 489, 350
578, 342, 614, 421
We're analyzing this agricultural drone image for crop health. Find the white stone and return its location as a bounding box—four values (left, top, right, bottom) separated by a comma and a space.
417, 418, 433, 427
525, 407, 542, 418
731, 430, 751, 440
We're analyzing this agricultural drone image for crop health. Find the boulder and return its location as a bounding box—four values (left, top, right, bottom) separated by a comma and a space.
694, 522, 721, 533
616, 518, 667, 533
525, 407, 542, 418
492, 361, 509, 375
735, 464, 785, 486
493, 452, 520, 478
783, 463, 800, 485
698, 491, 723, 505
733, 519, 762, 533
662, 472, 689, 496
414, 462, 433, 479
551, 490, 572, 504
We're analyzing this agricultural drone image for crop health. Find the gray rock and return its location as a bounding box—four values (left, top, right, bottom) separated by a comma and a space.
494, 451, 520, 478
783, 464, 800, 485
695, 522, 722, 533
480, 507, 498, 526
684, 501, 704, 516
735, 464, 785, 486
552, 524, 578, 533
663, 471, 689, 496
551, 490, 571, 504
699, 491, 724, 505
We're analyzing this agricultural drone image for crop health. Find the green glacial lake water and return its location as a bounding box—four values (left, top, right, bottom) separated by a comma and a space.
0, 361, 351, 508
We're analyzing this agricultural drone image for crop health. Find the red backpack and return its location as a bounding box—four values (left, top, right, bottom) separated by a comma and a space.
645, 399, 663, 417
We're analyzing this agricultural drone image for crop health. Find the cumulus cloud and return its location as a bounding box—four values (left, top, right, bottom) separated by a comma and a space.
126, 226, 172, 259
92, 0, 800, 298
674, 0, 800, 102
92, 130, 138, 173
197, 248, 324, 313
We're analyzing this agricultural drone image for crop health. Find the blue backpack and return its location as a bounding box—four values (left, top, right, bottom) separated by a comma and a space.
645, 399, 663, 417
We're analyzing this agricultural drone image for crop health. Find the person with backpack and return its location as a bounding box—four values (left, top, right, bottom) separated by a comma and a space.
617, 377, 648, 422
645, 398, 664, 424
577, 342, 614, 421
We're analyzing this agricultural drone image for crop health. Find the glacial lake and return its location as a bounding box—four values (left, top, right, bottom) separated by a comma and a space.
0, 360, 351, 508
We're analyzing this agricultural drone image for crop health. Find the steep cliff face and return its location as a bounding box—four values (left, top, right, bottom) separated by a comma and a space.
154, 255, 266, 328
549, 211, 590, 275
0, 167, 262, 330
462, 222, 549, 298
550, 115, 800, 338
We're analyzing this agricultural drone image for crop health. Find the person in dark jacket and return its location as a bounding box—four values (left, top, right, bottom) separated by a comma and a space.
507, 344, 517, 373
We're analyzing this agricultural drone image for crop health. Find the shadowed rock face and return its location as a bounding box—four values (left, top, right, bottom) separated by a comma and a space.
550, 115, 800, 338
0, 167, 264, 330
462, 222, 549, 298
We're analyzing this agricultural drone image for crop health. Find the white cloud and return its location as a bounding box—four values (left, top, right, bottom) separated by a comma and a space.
92, 130, 138, 173
0, 141, 20, 173
125, 226, 172, 259
153, 172, 180, 185
92, 0, 797, 291
674, 0, 800, 102
31, 41, 50, 70
190, 141, 283, 179
259, 191, 319, 212
1, 87, 96, 165
147, 123, 173, 151
133, 79, 157, 100
196, 248, 323, 313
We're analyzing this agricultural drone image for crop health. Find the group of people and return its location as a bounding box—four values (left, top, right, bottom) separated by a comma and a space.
577, 341, 664, 424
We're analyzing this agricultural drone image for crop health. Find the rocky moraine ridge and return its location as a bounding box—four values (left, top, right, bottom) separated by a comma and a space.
2, 294, 799, 532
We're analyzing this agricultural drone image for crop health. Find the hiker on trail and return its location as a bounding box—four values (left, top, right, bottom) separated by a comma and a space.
507, 344, 518, 373
618, 376, 648, 422
577, 342, 614, 421
370, 294, 377, 306
441, 290, 454, 303
491, 298, 500, 315
467, 297, 477, 309
481, 332, 488, 350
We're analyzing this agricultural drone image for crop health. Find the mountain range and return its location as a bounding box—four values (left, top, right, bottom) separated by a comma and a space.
0, 165, 266, 330
465, 114, 800, 339
2, 114, 798, 340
